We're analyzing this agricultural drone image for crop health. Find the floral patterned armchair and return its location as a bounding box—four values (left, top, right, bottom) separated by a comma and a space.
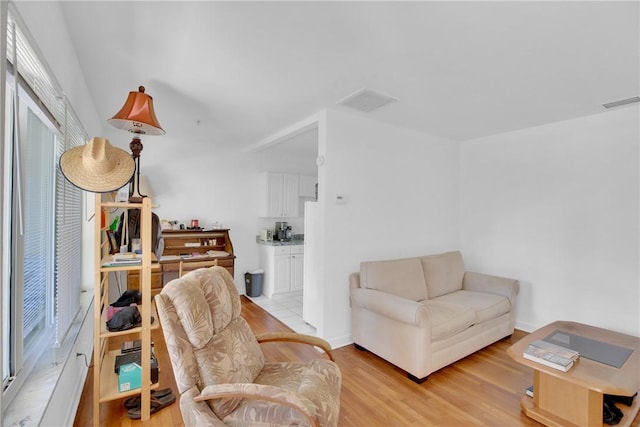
155, 266, 341, 426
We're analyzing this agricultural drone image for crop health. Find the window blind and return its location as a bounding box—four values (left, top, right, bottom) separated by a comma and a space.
7, 9, 86, 344
54, 104, 84, 344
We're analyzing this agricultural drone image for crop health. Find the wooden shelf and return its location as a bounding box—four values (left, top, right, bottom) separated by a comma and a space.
98, 349, 159, 403
99, 253, 160, 272
521, 391, 640, 427
93, 197, 156, 424
98, 301, 160, 339
101, 201, 144, 209
165, 245, 226, 250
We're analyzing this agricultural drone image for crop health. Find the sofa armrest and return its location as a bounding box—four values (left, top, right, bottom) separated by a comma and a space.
351, 287, 429, 326
462, 271, 519, 305
349, 272, 361, 291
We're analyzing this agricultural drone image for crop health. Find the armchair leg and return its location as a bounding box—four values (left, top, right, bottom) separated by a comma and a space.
407, 373, 427, 384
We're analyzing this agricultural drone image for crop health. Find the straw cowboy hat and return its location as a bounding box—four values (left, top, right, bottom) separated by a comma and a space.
60, 137, 135, 192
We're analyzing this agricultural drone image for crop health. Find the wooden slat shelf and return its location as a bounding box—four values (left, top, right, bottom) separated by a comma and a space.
521, 392, 640, 427
98, 349, 159, 403
98, 302, 160, 339
93, 197, 156, 424
99, 253, 160, 272
101, 201, 144, 209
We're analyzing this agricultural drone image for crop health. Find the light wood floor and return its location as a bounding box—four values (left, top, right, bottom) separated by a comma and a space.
74, 297, 640, 426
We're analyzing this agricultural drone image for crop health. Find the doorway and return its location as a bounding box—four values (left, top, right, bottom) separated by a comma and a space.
250, 122, 320, 334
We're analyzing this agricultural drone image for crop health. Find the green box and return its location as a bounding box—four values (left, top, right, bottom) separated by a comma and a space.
118, 362, 142, 392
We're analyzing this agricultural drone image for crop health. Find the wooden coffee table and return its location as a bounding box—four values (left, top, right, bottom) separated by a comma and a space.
507, 321, 640, 427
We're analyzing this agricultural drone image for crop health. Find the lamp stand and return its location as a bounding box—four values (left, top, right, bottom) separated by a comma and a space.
128, 135, 147, 203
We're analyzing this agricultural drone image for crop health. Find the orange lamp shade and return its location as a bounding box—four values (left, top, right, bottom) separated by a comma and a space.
108, 86, 165, 135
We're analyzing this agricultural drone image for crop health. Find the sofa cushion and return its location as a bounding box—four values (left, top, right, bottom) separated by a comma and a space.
434, 290, 510, 324
421, 251, 465, 299
360, 257, 428, 301
422, 300, 475, 341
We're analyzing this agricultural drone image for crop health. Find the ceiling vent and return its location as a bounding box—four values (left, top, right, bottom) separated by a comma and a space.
602, 96, 640, 109
336, 88, 398, 113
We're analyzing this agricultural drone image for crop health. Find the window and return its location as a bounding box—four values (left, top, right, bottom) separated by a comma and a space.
1, 7, 86, 408
2, 83, 58, 393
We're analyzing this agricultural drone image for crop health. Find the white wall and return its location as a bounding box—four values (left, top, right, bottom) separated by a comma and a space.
460, 106, 639, 336
319, 108, 460, 346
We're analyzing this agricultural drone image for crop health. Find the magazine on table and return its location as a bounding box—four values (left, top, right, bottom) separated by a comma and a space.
523, 339, 580, 372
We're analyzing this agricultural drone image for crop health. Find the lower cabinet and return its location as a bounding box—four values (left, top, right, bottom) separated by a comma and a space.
291, 250, 304, 292
258, 244, 304, 298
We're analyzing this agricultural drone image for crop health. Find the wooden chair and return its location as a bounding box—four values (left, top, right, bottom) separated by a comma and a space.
178, 259, 218, 277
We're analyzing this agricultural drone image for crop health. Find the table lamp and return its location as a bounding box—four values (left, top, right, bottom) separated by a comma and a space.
108, 86, 164, 202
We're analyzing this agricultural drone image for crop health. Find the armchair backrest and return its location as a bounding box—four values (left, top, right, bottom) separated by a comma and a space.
155, 266, 265, 418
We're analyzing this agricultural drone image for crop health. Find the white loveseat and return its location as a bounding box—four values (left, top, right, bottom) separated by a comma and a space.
350, 251, 518, 383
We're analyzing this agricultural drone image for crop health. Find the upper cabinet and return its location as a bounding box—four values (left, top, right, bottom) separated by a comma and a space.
261, 172, 300, 217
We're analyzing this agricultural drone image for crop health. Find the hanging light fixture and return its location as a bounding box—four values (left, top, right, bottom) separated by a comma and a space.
108, 86, 164, 202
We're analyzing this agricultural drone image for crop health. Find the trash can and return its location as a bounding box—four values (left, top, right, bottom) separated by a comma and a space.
244, 270, 264, 297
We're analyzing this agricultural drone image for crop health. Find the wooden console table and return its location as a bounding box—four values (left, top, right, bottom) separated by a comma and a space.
507, 321, 640, 427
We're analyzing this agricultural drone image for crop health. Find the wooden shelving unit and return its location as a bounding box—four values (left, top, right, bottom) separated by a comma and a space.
93, 196, 157, 424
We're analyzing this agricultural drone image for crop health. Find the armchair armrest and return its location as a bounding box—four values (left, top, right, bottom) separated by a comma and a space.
195, 383, 319, 427
180, 386, 228, 426
256, 332, 334, 361
351, 287, 429, 326
462, 271, 519, 305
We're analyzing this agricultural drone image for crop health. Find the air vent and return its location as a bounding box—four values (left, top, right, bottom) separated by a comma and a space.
336, 88, 398, 113
603, 96, 640, 109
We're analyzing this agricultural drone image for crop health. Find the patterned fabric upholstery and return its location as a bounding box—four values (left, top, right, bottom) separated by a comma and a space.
156, 266, 341, 426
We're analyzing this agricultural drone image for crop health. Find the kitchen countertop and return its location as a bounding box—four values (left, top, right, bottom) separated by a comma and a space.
256, 237, 304, 246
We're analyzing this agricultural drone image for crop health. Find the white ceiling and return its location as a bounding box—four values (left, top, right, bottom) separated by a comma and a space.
59, 1, 639, 152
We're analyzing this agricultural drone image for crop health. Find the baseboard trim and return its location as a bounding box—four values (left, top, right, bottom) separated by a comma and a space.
328, 334, 353, 349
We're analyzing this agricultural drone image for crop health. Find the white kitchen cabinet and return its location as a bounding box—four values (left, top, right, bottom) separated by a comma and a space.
260, 172, 299, 217
258, 244, 304, 297
290, 246, 304, 291
299, 175, 317, 199
273, 253, 292, 294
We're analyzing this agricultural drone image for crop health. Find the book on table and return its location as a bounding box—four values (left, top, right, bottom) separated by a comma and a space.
523, 339, 580, 372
